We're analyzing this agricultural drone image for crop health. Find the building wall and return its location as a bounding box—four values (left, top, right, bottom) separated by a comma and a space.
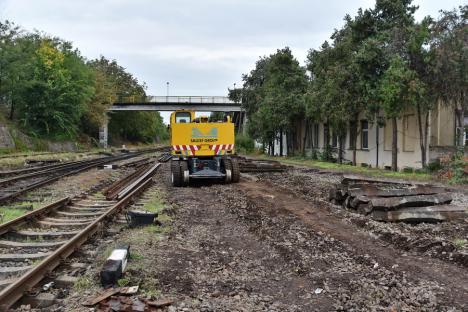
268, 104, 463, 170
308, 110, 428, 169
430, 101, 455, 146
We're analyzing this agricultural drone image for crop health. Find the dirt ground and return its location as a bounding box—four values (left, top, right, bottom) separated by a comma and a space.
54, 162, 468, 312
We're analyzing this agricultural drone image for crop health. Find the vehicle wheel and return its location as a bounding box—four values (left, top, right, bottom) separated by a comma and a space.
180, 160, 189, 186
171, 160, 182, 187
223, 158, 232, 184
230, 158, 240, 183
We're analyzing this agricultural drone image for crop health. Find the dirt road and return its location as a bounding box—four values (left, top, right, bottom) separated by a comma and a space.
121, 164, 467, 311
57, 163, 467, 312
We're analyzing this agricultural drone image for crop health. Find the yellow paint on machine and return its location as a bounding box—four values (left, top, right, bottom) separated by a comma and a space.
170, 110, 235, 157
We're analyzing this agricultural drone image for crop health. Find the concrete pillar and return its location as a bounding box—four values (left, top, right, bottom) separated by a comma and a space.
242, 111, 248, 135
99, 118, 109, 149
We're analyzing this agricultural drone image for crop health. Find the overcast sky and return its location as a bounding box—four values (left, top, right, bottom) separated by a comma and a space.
0, 0, 463, 97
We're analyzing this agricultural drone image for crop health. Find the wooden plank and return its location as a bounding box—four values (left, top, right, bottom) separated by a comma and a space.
342, 174, 415, 186
82, 288, 120, 306
371, 205, 467, 222
348, 185, 447, 198
0, 278, 16, 289
41, 217, 93, 223
0, 252, 51, 261
55, 211, 104, 217
369, 193, 453, 211
37, 220, 91, 228
0, 265, 33, 274
0, 240, 65, 248
12, 230, 79, 238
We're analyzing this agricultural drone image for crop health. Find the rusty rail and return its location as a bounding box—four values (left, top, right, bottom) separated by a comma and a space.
103, 166, 149, 200
0, 165, 160, 309
0, 151, 156, 204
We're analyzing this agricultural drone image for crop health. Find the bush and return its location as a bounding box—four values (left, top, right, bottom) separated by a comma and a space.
235, 134, 255, 153
311, 148, 318, 160
318, 145, 334, 162
426, 159, 442, 172
438, 152, 468, 184
449, 153, 468, 184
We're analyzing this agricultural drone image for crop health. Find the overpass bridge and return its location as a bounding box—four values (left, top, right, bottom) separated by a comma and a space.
100, 95, 244, 148
110, 96, 242, 112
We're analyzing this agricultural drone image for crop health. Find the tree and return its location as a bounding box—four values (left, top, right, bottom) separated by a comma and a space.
88, 57, 167, 144
18, 39, 93, 137
372, 0, 419, 171
0, 21, 35, 120
431, 5, 467, 148
306, 9, 379, 164
379, 56, 425, 171
407, 17, 436, 168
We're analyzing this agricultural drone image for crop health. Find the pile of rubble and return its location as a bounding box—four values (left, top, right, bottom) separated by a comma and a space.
329, 175, 467, 222
235, 156, 288, 173
83, 287, 173, 312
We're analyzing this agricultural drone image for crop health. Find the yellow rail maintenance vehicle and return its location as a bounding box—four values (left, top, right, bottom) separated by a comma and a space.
169, 110, 240, 186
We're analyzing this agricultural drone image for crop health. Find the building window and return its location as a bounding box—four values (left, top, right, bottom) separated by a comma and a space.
361, 120, 368, 149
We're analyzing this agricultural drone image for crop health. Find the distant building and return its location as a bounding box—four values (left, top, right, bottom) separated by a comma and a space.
271, 102, 467, 169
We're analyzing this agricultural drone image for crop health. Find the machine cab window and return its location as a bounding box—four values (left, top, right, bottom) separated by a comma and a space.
175, 112, 191, 123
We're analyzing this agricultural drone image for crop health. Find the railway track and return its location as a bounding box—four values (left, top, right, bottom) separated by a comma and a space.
0, 162, 161, 310
0, 148, 163, 204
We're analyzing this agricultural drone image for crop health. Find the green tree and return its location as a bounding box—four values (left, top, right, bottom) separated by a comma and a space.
431, 5, 467, 148
88, 57, 167, 144
372, 0, 419, 171
379, 56, 425, 171
18, 39, 93, 138
237, 48, 307, 155
407, 17, 436, 168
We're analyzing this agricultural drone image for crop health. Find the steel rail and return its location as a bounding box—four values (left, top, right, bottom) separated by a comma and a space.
0, 152, 147, 204
103, 165, 149, 200
0, 170, 157, 310
117, 163, 160, 199
0, 156, 102, 178
0, 154, 128, 187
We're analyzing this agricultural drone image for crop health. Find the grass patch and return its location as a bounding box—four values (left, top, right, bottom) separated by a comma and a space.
453, 238, 467, 249
74, 276, 93, 293
143, 223, 171, 235
0, 201, 55, 224
0, 207, 28, 224
141, 190, 166, 214
255, 155, 433, 182
130, 252, 144, 260
117, 278, 130, 287
140, 280, 161, 297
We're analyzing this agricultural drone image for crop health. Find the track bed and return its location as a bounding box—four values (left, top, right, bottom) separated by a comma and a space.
56, 163, 467, 312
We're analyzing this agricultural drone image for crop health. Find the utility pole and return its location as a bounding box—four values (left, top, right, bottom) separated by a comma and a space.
166, 82, 169, 98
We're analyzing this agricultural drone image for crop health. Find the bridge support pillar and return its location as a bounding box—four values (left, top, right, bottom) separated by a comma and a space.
242, 112, 248, 135
99, 119, 109, 149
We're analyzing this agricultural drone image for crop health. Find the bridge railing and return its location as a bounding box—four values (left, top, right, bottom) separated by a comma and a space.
112, 95, 236, 104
